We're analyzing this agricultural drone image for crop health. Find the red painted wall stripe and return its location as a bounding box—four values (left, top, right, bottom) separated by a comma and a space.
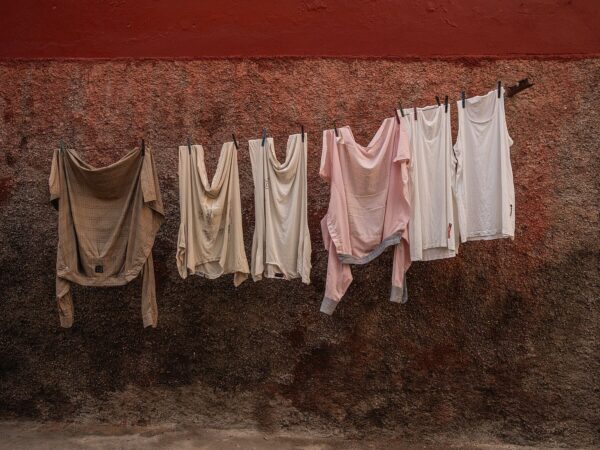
1, 0, 599, 58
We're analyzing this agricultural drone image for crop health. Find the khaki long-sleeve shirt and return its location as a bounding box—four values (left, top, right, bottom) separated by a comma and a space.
49, 147, 164, 328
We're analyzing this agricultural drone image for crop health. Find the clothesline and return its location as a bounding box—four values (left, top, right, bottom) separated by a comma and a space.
50, 79, 519, 326
55, 79, 533, 154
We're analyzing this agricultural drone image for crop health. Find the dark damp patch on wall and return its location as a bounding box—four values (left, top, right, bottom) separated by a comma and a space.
0, 59, 598, 447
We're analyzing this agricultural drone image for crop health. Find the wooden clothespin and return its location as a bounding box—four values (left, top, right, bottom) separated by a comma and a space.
333, 120, 338, 137
141, 139, 145, 157
413, 106, 417, 121
398, 102, 405, 117
435, 96, 441, 106
394, 108, 401, 124
461, 90, 466, 108
261, 128, 267, 147
232, 133, 239, 150
187, 137, 192, 154
59, 140, 65, 153
497, 80, 502, 98
444, 95, 449, 113
301, 125, 304, 142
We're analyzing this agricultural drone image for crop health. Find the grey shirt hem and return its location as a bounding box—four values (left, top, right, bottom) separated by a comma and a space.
338, 234, 402, 265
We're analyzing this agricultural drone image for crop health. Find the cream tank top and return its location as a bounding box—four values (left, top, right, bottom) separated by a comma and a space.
453, 87, 515, 241
401, 104, 458, 261
248, 133, 311, 283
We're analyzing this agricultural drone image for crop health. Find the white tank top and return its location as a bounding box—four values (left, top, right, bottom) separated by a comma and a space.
402, 104, 458, 261
454, 87, 515, 241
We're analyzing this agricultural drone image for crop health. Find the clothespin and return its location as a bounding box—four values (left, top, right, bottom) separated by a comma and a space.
232, 133, 239, 150
59, 140, 65, 153
141, 139, 145, 157
398, 102, 405, 117
394, 108, 401, 124
333, 120, 338, 137
413, 106, 417, 121
187, 137, 192, 154
301, 125, 304, 142
497, 80, 502, 98
444, 95, 449, 113
461, 90, 466, 108
261, 128, 267, 147
435, 96, 441, 106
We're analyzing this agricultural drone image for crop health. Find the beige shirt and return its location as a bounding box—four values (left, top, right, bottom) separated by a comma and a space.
176, 143, 249, 286
49, 147, 164, 328
248, 133, 311, 283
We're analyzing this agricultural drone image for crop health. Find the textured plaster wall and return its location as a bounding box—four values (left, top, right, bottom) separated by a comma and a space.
0, 58, 599, 446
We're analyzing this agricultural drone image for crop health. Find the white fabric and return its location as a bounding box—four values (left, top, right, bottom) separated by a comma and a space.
176, 143, 249, 286
454, 87, 515, 241
249, 133, 311, 283
401, 104, 458, 261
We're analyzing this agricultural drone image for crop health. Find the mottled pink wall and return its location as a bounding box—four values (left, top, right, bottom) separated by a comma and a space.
0, 58, 599, 446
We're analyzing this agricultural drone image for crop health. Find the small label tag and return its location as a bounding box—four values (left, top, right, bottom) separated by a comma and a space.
95, 265, 103, 274
264, 179, 270, 190
274, 272, 284, 278
510, 204, 513, 216
447, 223, 452, 239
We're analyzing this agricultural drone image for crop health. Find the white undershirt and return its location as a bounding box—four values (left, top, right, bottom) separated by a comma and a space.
402, 104, 458, 261
453, 87, 515, 242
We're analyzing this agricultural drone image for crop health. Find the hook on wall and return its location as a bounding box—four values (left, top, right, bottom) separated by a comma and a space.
506, 78, 534, 97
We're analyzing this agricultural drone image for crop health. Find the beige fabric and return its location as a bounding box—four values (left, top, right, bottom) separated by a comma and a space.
248, 134, 311, 283
49, 147, 164, 328
176, 143, 249, 286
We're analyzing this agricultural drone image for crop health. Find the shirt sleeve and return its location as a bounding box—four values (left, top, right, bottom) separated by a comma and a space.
393, 121, 411, 163
319, 129, 334, 182
140, 148, 165, 216
49, 149, 61, 210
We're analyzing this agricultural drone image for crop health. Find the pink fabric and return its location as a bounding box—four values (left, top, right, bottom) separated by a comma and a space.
319, 117, 411, 314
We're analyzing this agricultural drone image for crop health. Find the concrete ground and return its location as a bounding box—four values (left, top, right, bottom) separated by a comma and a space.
0, 421, 571, 450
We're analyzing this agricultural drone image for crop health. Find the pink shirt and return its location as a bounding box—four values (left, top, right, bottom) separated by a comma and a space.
320, 117, 411, 314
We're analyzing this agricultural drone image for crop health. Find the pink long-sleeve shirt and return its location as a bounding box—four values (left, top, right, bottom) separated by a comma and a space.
320, 117, 411, 314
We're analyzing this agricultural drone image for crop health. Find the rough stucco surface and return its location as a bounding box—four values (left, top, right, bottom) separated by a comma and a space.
0, 59, 598, 447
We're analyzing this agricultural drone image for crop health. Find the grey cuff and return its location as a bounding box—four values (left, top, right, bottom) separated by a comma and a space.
390, 281, 408, 304
320, 297, 339, 315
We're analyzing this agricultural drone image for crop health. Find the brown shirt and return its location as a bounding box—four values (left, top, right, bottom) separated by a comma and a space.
49, 147, 164, 328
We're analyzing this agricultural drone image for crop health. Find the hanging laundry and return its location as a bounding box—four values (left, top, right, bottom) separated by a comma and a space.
176, 142, 249, 285
319, 118, 411, 314
49, 146, 164, 328
248, 133, 311, 283
454, 87, 515, 241
401, 104, 459, 261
